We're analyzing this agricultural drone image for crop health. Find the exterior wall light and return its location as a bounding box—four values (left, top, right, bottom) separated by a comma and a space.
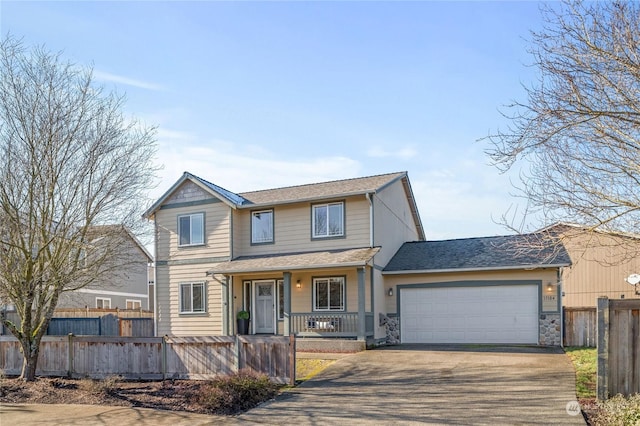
388, 288, 393, 296
296, 280, 302, 289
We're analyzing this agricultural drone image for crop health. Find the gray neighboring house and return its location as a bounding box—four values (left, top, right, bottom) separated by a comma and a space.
56, 226, 153, 311
383, 234, 572, 346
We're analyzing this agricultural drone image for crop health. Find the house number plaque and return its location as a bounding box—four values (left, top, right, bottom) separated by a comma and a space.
542, 294, 558, 312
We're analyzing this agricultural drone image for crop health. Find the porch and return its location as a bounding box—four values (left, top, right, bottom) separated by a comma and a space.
207, 247, 381, 342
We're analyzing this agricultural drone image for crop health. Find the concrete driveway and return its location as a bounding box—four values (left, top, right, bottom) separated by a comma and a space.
0, 346, 585, 425
239, 345, 585, 425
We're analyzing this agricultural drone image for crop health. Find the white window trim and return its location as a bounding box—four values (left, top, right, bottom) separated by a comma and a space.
96, 297, 111, 309
251, 209, 274, 244
179, 282, 207, 314
312, 277, 345, 312
126, 299, 142, 309
178, 213, 205, 247
312, 202, 345, 238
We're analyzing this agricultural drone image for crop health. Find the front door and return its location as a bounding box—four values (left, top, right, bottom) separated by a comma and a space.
254, 281, 275, 334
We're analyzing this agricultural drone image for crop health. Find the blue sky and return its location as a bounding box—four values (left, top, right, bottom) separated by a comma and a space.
2, 1, 546, 240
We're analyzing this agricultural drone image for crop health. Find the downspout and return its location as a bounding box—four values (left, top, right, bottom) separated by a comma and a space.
365, 193, 374, 341
559, 267, 564, 348
366, 193, 373, 248
153, 219, 159, 337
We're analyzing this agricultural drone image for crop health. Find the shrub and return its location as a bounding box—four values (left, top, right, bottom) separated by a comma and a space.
591, 394, 640, 426
196, 369, 279, 414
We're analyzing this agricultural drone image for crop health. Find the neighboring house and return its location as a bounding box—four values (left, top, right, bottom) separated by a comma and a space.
144, 171, 424, 344
383, 234, 571, 345
56, 226, 153, 311
543, 223, 640, 308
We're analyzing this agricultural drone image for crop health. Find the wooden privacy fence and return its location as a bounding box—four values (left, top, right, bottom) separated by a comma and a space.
597, 297, 640, 399
3, 315, 153, 337
0, 334, 295, 385
563, 307, 597, 347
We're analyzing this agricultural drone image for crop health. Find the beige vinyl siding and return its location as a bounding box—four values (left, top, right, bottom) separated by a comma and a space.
373, 179, 421, 267
384, 269, 557, 315
234, 196, 371, 257
156, 264, 223, 336
561, 232, 640, 307
155, 201, 231, 262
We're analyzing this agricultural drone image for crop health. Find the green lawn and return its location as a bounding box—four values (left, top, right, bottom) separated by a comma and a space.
564, 346, 597, 398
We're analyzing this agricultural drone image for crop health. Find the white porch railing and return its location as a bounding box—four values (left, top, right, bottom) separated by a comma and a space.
291, 312, 374, 337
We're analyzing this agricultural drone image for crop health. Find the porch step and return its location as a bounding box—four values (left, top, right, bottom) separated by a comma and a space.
295, 338, 365, 353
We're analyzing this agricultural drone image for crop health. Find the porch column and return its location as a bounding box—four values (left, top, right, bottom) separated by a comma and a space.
357, 267, 366, 341
222, 275, 230, 336
283, 272, 292, 336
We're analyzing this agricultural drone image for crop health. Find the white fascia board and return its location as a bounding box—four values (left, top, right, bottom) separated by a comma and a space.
75, 288, 149, 298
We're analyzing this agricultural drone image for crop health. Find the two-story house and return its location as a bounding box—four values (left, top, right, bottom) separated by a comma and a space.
144, 171, 424, 344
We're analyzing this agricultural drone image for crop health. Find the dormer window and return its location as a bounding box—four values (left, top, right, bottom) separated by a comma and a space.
312, 202, 344, 238
251, 209, 274, 244
178, 213, 204, 247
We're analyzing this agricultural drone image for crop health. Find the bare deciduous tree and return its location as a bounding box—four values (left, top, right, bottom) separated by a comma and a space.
486, 0, 640, 238
0, 36, 157, 381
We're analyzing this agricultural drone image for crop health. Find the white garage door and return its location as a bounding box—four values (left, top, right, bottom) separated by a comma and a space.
400, 285, 538, 344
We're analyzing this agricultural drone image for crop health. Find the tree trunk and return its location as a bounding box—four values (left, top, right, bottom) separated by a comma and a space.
19, 336, 41, 381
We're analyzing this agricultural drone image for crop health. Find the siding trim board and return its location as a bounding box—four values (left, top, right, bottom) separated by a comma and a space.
159, 198, 222, 210
156, 256, 231, 266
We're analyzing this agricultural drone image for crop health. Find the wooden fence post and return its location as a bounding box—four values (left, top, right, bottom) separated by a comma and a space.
161, 335, 167, 380
234, 335, 241, 373
67, 333, 74, 378
289, 334, 296, 386
597, 297, 610, 400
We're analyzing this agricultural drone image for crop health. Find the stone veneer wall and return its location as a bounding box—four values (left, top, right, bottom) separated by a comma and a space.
380, 313, 400, 345
539, 314, 561, 346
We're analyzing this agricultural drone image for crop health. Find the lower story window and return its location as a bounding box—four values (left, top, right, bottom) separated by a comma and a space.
96, 297, 111, 309
180, 282, 206, 313
126, 299, 142, 309
313, 277, 345, 311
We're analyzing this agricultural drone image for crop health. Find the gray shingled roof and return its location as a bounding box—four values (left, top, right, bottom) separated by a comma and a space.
238, 172, 406, 206
383, 234, 571, 274
208, 247, 380, 274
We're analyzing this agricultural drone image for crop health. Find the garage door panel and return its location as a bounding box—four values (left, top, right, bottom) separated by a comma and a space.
400, 285, 538, 344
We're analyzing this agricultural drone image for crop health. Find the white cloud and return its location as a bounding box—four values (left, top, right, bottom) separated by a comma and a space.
151, 136, 363, 199
93, 70, 164, 91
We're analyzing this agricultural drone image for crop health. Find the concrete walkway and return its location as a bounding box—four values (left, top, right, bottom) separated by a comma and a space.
0, 345, 585, 425
239, 345, 586, 425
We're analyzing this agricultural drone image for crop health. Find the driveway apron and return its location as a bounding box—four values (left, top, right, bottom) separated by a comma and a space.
239, 345, 585, 425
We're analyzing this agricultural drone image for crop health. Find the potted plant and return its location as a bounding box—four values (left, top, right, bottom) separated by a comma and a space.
237, 310, 250, 335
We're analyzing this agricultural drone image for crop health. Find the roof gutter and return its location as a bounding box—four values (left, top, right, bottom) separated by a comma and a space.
382, 263, 572, 275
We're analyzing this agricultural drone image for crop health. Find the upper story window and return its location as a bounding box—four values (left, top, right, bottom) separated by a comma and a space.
312, 202, 344, 238
251, 209, 274, 244
178, 213, 204, 246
